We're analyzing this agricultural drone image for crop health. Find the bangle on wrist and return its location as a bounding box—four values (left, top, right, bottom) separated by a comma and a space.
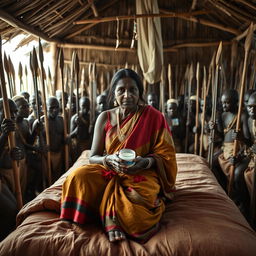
144, 157, 154, 169
103, 155, 110, 168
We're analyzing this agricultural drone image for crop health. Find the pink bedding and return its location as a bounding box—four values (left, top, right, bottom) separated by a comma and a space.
0, 152, 256, 256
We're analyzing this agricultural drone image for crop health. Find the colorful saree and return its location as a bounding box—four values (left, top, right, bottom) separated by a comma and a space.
60, 105, 177, 242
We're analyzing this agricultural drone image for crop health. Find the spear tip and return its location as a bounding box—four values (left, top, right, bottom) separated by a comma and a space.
59, 48, 64, 70
245, 22, 254, 52
38, 38, 44, 63
215, 41, 222, 66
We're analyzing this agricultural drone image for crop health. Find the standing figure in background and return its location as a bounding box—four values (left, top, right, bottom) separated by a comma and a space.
147, 93, 159, 110
20, 91, 30, 103
69, 97, 92, 162
96, 94, 108, 120
12, 95, 34, 198
27, 94, 43, 130
0, 98, 25, 195
166, 99, 185, 152
40, 97, 66, 183
209, 89, 250, 202
56, 90, 69, 115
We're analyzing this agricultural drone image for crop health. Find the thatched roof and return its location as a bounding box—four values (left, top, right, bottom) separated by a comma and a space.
1, 1, 255, 51
0, 0, 256, 95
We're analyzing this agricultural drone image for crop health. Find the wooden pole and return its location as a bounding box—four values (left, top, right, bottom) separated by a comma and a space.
185, 64, 193, 153
168, 64, 172, 99
38, 39, 52, 186
194, 62, 200, 154
160, 66, 166, 114
228, 23, 254, 196
68, 52, 76, 127
59, 48, 69, 171
0, 37, 23, 209
74, 52, 80, 117
208, 42, 222, 168
3, 52, 13, 98
199, 66, 207, 156
18, 62, 23, 93
8, 56, 16, 96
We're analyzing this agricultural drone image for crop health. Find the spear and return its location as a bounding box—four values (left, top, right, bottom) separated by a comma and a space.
89, 63, 97, 126
69, 52, 76, 124
208, 42, 222, 168
160, 66, 166, 114
74, 52, 80, 117
168, 64, 172, 99
8, 56, 16, 95
230, 41, 238, 89
0, 37, 23, 209
38, 39, 52, 186
47, 67, 53, 96
59, 48, 69, 171
24, 65, 28, 93
3, 52, 13, 97
199, 66, 207, 156
100, 71, 104, 94
185, 63, 193, 153
18, 62, 23, 93
228, 23, 254, 196
194, 62, 200, 155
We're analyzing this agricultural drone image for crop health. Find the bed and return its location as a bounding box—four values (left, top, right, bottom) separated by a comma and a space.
0, 152, 256, 256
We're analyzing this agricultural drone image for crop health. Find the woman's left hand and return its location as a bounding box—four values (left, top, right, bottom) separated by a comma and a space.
122, 156, 148, 174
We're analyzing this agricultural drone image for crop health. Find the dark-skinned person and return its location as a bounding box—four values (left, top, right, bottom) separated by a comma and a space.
186, 95, 197, 153
0, 98, 25, 195
166, 98, 185, 152
27, 94, 43, 131
20, 91, 30, 103
69, 97, 93, 162
56, 90, 69, 115
243, 92, 256, 216
96, 94, 108, 119
37, 97, 66, 184
147, 92, 159, 110
60, 68, 177, 243
12, 95, 39, 199
209, 89, 250, 199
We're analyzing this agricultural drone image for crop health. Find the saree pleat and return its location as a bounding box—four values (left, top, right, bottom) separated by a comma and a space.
60, 105, 177, 241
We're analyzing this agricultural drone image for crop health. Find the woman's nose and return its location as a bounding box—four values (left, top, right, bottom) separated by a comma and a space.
124, 90, 131, 97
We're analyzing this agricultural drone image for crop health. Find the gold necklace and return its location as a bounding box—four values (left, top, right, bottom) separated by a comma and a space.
116, 106, 139, 142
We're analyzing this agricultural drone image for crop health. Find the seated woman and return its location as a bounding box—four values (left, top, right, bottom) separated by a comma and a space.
60, 69, 177, 243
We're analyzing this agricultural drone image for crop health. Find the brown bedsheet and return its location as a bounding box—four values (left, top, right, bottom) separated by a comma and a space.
1, 152, 256, 256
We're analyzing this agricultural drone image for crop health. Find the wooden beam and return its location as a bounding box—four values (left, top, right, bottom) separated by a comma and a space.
234, 0, 256, 12
58, 40, 232, 53
74, 10, 210, 24
57, 43, 137, 52
0, 9, 61, 43
160, 8, 240, 35
165, 41, 231, 52
234, 24, 256, 42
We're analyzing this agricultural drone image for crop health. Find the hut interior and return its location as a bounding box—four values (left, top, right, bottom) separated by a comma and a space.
1, 0, 256, 254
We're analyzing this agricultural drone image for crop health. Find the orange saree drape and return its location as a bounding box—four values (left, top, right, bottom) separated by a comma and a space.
60, 105, 177, 241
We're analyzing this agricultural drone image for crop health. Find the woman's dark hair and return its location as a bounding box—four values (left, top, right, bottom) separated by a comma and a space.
107, 68, 144, 106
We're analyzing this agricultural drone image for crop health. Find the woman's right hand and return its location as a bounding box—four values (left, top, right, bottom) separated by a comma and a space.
104, 152, 127, 173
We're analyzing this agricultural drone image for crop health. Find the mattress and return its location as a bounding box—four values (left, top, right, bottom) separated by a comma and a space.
0, 152, 256, 256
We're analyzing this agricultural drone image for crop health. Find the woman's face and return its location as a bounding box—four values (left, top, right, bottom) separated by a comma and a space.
114, 77, 139, 110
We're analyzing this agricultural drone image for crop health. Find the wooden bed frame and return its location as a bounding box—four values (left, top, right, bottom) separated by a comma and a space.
0, 152, 256, 256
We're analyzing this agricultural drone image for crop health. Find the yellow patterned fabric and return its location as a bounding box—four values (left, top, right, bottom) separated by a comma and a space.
60, 106, 177, 242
